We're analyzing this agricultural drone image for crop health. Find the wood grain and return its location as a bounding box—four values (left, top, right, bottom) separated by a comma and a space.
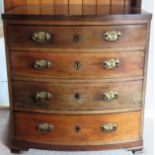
111, 0, 125, 5
12, 0, 26, 7
54, 0, 68, 15
11, 139, 143, 151
10, 51, 144, 79
111, 0, 125, 14
27, 0, 40, 5
4, 0, 13, 11
3, 4, 148, 17
40, 0, 54, 14
3, 15, 151, 27
83, 0, 96, 15
14, 111, 141, 145
12, 80, 142, 112
40, 0, 54, 5
2, 0, 151, 152
69, 0, 82, 15
7, 25, 147, 50
3, 0, 142, 11
97, 0, 110, 15
140, 21, 151, 139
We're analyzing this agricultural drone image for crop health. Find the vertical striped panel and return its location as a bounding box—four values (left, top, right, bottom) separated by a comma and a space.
83, 0, 96, 15
111, 0, 125, 5
40, 0, 54, 14
69, 0, 82, 15
97, 0, 110, 15
26, 0, 40, 14
111, 0, 125, 14
125, 0, 131, 5
54, 0, 68, 15
40, 0, 54, 5
12, 0, 26, 7
27, 0, 40, 5
3, 0, 141, 12
125, 0, 131, 13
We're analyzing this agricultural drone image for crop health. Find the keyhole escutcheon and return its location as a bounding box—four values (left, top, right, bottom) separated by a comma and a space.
75, 93, 80, 100
73, 34, 81, 42
74, 61, 81, 70
75, 126, 81, 133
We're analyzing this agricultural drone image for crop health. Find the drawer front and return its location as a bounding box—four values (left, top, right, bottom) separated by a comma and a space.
11, 51, 144, 79
14, 112, 141, 145
13, 80, 142, 112
7, 25, 147, 50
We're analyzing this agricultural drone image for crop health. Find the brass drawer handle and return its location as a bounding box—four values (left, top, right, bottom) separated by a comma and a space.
101, 123, 117, 133
102, 91, 118, 101
103, 59, 120, 69
34, 91, 52, 101
38, 123, 54, 134
73, 34, 81, 42
33, 60, 52, 70
32, 31, 52, 43
104, 31, 122, 42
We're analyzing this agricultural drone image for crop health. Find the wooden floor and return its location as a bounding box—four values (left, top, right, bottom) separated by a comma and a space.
0, 108, 153, 155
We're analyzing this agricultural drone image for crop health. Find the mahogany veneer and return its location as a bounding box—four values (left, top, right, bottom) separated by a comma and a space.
11, 51, 144, 79
2, 0, 151, 154
13, 80, 142, 112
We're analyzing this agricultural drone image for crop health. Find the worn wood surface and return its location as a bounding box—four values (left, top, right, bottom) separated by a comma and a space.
2, 6, 151, 24
11, 139, 143, 151
14, 111, 141, 145
2, 0, 151, 152
7, 25, 147, 50
12, 80, 142, 112
10, 51, 144, 79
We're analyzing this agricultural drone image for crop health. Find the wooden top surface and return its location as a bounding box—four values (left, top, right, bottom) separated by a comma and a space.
2, 5, 151, 20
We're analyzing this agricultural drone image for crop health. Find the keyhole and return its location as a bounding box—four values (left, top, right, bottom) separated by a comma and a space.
74, 61, 81, 70
75, 93, 80, 100
73, 34, 80, 42
75, 126, 81, 133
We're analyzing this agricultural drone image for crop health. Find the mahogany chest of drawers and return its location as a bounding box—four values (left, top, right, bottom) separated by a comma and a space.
2, 0, 151, 154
